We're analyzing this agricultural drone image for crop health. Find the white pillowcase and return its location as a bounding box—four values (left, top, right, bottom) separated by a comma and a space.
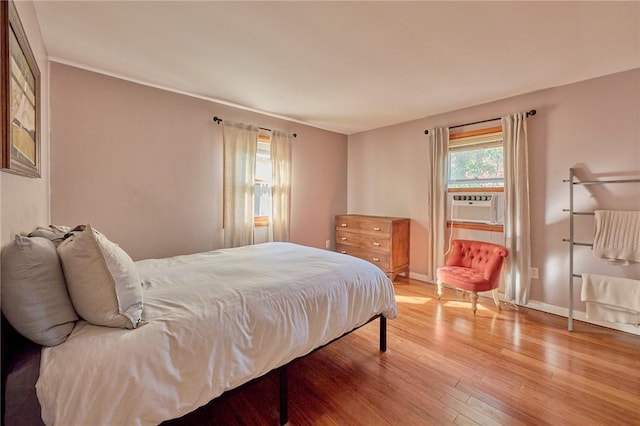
57, 224, 143, 329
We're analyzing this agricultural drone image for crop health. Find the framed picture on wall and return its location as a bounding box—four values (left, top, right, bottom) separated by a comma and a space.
1, 0, 41, 178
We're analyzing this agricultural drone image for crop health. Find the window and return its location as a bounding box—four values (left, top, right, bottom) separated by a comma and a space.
448, 127, 504, 189
254, 133, 271, 226
222, 122, 291, 247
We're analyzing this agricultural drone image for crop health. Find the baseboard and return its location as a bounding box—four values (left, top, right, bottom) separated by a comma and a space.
525, 300, 640, 336
408, 277, 640, 336
408, 272, 430, 283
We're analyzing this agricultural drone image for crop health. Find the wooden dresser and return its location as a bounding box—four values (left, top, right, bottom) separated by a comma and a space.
335, 214, 410, 281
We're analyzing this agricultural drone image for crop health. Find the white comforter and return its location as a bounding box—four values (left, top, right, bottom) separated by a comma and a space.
36, 242, 397, 425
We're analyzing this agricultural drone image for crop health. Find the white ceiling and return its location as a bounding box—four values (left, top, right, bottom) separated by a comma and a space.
33, 1, 640, 135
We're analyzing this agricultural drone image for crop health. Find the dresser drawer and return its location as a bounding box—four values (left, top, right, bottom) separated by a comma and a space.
335, 230, 390, 251
336, 244, 391, 271
335, 216, 391, 234
335, 214, 410, 281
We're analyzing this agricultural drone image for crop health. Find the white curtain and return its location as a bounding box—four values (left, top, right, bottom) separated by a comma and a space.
223, 122, 258, 248
270, 130, 292, 242
427, 127, 449, 281
502, 113, 531, 304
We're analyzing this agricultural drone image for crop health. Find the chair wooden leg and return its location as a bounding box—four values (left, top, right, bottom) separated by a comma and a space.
470, 292, 479, 316
492, 289, 501, 311
436, 280, 443, 299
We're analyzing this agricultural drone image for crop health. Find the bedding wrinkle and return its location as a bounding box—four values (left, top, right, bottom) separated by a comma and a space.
37, 243, 397, 425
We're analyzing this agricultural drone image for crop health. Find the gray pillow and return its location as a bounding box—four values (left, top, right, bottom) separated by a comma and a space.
57, 224, 144, 329
1, 235, 79, 346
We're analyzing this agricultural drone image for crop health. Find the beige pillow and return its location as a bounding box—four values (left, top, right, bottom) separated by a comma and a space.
57, 224, 143, 329
1, 235, 78, 346
28, 224, 71, 246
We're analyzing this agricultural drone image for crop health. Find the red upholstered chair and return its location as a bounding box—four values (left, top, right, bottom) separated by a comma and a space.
436, 239, 509, 315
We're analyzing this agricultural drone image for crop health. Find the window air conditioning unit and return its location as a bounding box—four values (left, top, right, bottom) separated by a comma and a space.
450, 193, 503, 224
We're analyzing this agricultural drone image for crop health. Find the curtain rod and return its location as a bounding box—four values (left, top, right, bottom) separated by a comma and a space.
212, 116, 297, 138
423, 109, 536, 135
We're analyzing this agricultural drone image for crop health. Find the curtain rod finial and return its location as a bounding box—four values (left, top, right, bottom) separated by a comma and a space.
527, 109, 537, 117
213, 116, 222, 124
424, 129, 430, 135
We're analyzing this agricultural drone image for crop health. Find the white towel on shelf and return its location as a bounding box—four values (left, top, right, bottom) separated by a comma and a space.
581, 273, 640, 324
593, 210, 640, 264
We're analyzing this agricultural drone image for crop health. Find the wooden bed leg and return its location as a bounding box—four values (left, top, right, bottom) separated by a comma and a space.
279, 367, 288, 425
379, 316, 387, 352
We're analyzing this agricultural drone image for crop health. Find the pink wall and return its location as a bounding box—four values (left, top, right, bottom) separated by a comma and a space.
0, 1, 50, 250
39, 58, 640, 314
348, 69, 640, 311
49, 63, 348, 260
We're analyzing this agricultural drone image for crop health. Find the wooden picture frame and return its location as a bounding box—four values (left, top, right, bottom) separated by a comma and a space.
1, 0, 40, 178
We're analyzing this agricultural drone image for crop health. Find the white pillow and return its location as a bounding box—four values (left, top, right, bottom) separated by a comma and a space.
57, 224, 143, 329
1, 235, 78, 346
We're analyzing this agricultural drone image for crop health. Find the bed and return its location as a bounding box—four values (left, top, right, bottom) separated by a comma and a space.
2, 237, 397, 425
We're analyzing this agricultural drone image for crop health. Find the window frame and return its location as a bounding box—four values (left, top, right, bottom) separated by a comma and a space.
447, 125, 504, 190
254, 132, 272, 227
447, 125, 504, 232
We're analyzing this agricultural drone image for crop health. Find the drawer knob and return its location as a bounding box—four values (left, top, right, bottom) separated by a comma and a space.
372, 257, 380, 262
373, 227, 381, 231
340, 223, 347, 227
373, 242, 381, 246
340, 250, 347, 254
341, 237, 347, 241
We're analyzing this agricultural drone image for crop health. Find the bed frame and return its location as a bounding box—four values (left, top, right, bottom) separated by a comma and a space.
1, 313, 387, 425
274, 314, 386, 424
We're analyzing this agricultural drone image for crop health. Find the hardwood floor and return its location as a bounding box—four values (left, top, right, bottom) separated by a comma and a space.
164, 278, 640, 425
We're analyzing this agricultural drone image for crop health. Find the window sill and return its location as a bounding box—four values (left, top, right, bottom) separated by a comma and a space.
447, 221, 503, 232
254, 216, 270, 227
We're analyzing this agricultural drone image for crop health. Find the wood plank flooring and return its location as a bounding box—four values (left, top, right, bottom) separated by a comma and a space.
164, 278, 640, 425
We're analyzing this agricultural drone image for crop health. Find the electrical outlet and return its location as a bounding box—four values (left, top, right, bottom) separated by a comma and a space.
325, 239, 331, 249
530, 267, 539, 279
